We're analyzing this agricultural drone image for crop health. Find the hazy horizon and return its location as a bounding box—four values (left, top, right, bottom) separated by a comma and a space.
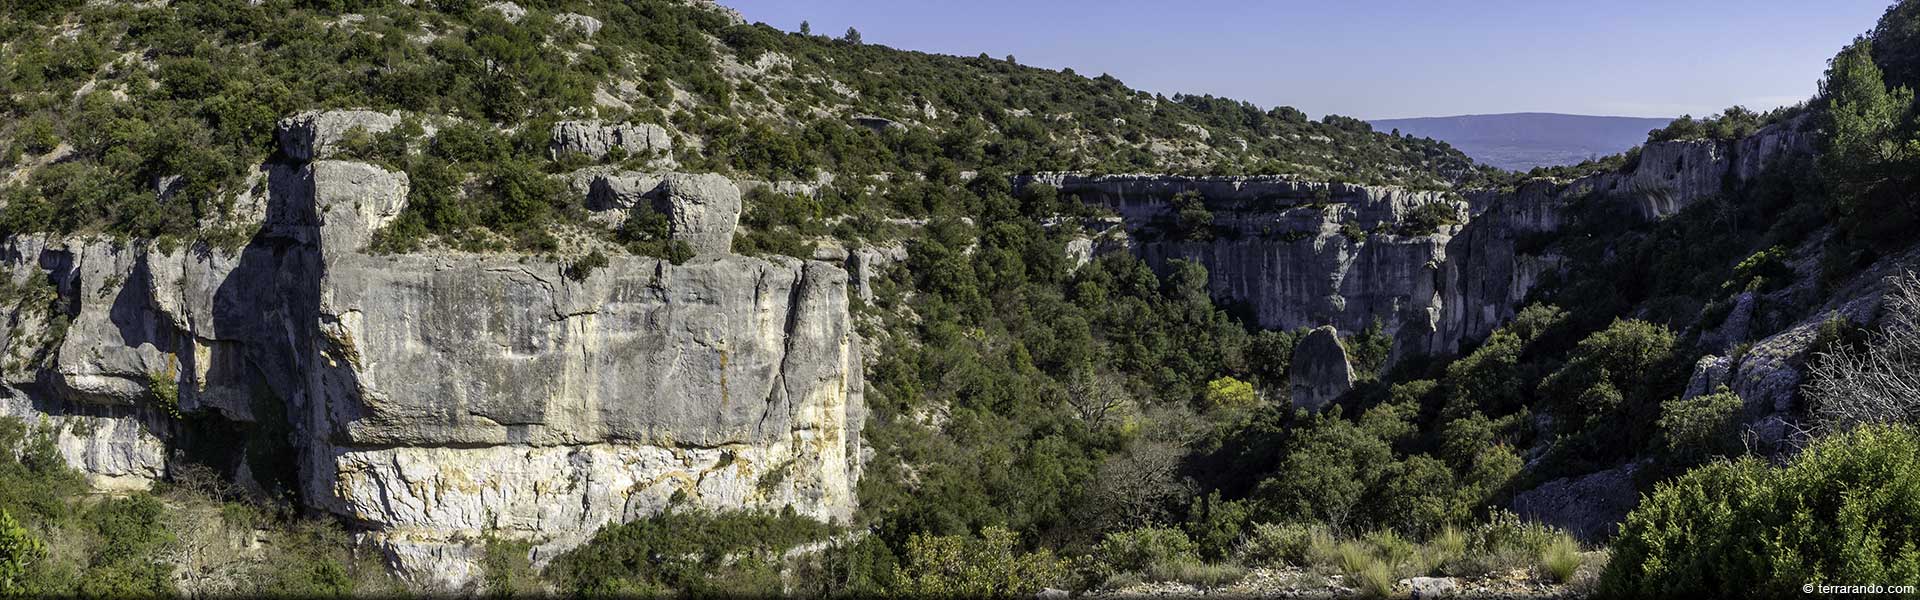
724, 0, 1890, 120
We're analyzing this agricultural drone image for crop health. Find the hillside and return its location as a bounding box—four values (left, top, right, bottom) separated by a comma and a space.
1370, 113, 1674, 171
1, 0, 1920, 598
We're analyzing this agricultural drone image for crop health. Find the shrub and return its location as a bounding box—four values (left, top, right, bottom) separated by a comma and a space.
1096, 526, 1199, 575
893, 526, 1067, 598
549, 508, 831, 596
1657, 388, 1746, 465
0, 510, 43, 596
1184, 491, 1249, 559
480, 534, 538, 598
1601, 424, 1920, 597
1237, 522, 1329, 568
563, 250, 609, 282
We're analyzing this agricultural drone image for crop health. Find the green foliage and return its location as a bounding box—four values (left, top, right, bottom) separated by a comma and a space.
1395, 201, 1460, 236
1539, 535, 1583, 584
1603, 424, 1920, 596
892, 526, 1067, 598
1202, 376, 1257, 412
1170, 190, 1215, 241
1236, 522, 1331, 568
1728, 245, 1794, 293
1183, 491, 1250, 560
75, 495, 176, 598
1657, 388, 1747, 466
480, 534, 538, 598
1822, 38, 1920, 251
1646, 105, 1779, 142
549, 508, 831, 597
0, 510, 42, 597
563, 250, 609, 282
1536, 319, 1681, 467
1343, 319, 1393, 379
1094, 526, 1199, 575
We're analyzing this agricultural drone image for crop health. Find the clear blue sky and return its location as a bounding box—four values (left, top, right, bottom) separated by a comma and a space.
723, 1, 1893, 120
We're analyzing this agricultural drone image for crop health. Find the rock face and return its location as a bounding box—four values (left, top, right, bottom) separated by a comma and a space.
1024, 117, 1818, 362
550, 120, 673, 162
1512, 462, 1644, 541
0, 111, 862, 591
1288, 326, 1353, 411
276, 110, 403, 162
568, 168, 743, 254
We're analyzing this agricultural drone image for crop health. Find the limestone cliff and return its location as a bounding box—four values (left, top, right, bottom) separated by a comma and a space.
1026, 117, 1818, 362
0, 113, 865, 590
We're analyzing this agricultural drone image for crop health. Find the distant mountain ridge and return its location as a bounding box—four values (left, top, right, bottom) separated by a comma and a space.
1371, 112, 1674, 172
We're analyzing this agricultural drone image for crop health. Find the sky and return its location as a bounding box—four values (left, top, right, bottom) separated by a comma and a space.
721, 1, 1893, 120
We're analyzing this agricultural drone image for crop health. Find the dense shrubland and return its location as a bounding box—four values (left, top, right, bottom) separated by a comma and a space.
0, 0, 1484, 254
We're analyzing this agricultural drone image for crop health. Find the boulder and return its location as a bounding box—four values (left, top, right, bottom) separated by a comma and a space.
657, 173, 742, 255
1404, 576, 1459, 599
555, 12, 601, 36
550, 120, 672, 161
276, 110, 402, 162
1289, 326, 1353, 411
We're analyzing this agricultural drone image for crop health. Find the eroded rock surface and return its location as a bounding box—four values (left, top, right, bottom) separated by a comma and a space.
550, 120, 673, 162
1289, 326, 1353, 412
0, 111, 861, 592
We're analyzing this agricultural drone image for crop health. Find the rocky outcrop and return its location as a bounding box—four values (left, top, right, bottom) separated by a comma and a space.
276, 110, 403, 162
1025, 118, 1819, 362
556, 13, 603, 36
659, 173, 744, 255
550, 120, 673, 162
1512, 461, 1644, 541
567, 168, 742, 254
1288, 326, 1353, 411
0, 110, 861, 591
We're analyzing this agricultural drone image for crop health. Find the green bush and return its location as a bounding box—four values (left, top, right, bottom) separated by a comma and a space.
1236, 522, 1330, 568
1657, 388, 1747, 465
0, 510, 43, 596
1096, 526, 1199, 575
548, 508, 831, 596
892, 526, 1067, 598
1602, 424, 1920, 596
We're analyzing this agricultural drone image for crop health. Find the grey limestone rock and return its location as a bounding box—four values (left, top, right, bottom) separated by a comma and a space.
555, 12, 601, 36
550, 120, 672, 161
1289, 326, 1353, 412
276, 110, 403, 162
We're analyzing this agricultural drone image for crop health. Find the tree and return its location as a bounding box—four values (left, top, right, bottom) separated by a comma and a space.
1204, 376, 1258, 412
1821, 40, 1920, 248
842, 27, 863, 45
799, 20, 811, 36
